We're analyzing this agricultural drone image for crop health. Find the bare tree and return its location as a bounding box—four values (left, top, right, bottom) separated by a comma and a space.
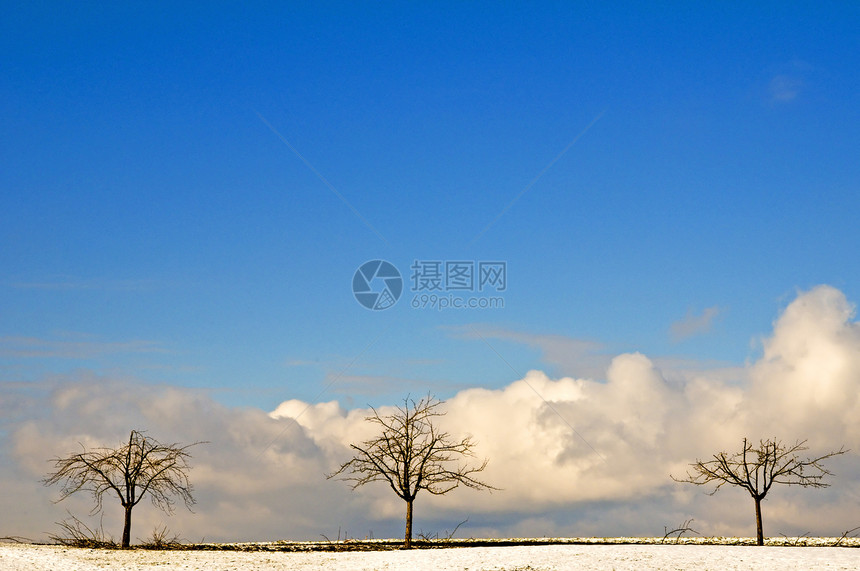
672, 438, 846, 545
44, 430, 202, 548
328, 395, 496, 548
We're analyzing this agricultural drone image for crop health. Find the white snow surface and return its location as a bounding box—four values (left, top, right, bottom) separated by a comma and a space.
2, 543, 860, 570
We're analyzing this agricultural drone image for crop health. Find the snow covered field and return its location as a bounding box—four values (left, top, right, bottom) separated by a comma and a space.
2, 542, 860, 571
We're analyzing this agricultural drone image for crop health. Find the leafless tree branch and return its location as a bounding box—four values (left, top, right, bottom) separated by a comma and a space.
662, 518, 699, 544
328, 394, 496, 548
671, 438, 846, 545
43, 430, 204, 548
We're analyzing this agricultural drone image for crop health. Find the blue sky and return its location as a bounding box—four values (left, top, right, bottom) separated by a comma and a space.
2, 2, 860, 541
3, 2, 857, 409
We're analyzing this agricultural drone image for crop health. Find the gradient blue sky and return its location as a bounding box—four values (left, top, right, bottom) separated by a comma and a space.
4, 2, 860, 543
2, 2, 859, 406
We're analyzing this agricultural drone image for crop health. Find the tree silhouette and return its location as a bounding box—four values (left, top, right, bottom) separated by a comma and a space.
44, 430, 202, 548
328, 395, 496, 548
672, 438, 846, 545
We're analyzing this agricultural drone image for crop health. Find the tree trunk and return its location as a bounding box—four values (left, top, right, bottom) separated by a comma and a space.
404, 499, 413, 549
121, 505, 133, 548
753, 496, 764, 546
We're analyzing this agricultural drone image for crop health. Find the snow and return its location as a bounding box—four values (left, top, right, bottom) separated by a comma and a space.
2, 542, 860, 570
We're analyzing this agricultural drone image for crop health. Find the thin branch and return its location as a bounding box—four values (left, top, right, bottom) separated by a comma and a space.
327, 394, 497, 546
43, 430, 204, 548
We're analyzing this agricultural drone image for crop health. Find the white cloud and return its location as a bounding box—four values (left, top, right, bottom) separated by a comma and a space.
669, 306, 722, 341
0, 334, 164, 359
3, 285, 859, 542
770, 75, 803, 102
4, 277, 158, 291
748, 285, 860, 439
449, 325, 611, 379
766, 60, 813, 104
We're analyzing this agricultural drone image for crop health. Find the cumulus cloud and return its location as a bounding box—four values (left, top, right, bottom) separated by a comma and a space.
3, 285, 859, 542
748, 285, 860, 438
4, 376, 362, 542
